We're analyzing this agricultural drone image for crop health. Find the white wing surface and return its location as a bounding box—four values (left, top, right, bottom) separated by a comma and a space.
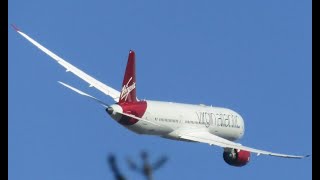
13, 25, 120, 102
178, 130, 309, 159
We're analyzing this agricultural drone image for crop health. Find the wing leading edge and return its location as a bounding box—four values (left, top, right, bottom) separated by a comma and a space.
13, 25, 120, 102
178, 131, 309, 159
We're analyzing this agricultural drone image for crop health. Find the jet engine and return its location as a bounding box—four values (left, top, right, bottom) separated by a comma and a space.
223, 149, 250, 167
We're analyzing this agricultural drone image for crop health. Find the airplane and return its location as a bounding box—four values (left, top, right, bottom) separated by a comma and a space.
12, 25, 309, 167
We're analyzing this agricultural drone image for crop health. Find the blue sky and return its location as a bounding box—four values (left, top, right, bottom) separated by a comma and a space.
9, 0, 311, 179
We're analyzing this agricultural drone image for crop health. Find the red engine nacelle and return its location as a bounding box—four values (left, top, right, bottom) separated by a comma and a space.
223, 149, 250, 167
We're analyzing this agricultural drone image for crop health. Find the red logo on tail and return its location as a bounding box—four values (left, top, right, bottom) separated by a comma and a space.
120, 77, 136, 101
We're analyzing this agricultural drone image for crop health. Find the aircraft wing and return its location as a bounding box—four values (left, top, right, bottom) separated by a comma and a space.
178, 130, 308, 159
12, 25, 120, 102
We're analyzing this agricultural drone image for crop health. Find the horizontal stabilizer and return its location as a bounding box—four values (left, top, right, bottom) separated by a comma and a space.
58, 81, 162, 127
58, 81, 109, 108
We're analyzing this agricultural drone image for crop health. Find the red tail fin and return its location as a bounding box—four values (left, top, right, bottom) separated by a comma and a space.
119, 50, 137, 103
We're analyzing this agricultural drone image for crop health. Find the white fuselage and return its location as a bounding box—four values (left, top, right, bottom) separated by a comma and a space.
109, 100, 245, 142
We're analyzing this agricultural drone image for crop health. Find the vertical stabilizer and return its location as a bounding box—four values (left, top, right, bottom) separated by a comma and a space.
119, 50, 137, 103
